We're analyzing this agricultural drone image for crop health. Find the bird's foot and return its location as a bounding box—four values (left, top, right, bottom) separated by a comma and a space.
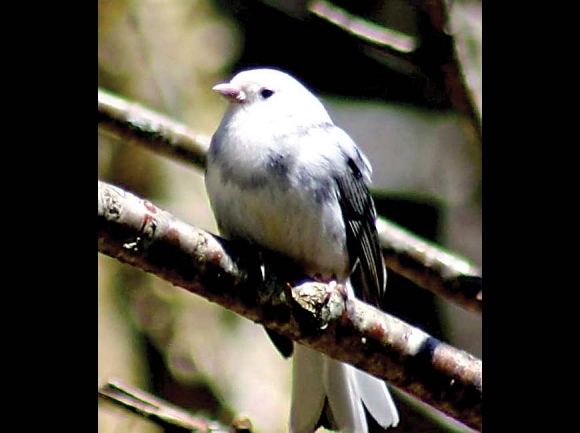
312, 274, 348, 302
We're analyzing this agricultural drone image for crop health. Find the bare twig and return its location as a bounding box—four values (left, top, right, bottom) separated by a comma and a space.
308, 0, 417, 54
98, 180, 482, 431
98, 378, 252, 432
97, 89, 482, 314
98, 88, 210, 167
376, 218, 482, 313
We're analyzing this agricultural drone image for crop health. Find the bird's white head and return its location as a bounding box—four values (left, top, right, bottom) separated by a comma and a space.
212, 68, 332, 126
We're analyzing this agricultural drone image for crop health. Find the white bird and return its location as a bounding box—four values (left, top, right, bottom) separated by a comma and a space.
205, 68, 399, 433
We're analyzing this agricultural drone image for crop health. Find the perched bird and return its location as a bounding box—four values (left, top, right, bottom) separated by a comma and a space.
205, 68, 399, 432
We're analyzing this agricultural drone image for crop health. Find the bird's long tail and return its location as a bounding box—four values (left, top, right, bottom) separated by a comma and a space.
289, 345, 399, 433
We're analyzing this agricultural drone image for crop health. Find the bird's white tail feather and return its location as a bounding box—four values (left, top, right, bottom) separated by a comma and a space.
323, 353, 368, 433
353, 367, 399, 428
290, 345, 399, 433
290, 345, 326, 433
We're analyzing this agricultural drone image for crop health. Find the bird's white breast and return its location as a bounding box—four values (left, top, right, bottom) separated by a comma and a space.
205, 163, 349, 280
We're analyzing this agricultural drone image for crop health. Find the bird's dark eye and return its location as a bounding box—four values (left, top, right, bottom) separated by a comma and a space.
260, 88, 275, 99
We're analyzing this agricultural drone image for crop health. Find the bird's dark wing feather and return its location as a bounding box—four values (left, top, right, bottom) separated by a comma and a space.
334, 156, 386, 306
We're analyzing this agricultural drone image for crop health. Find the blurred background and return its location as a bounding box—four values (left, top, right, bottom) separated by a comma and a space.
98, 0, 481, 432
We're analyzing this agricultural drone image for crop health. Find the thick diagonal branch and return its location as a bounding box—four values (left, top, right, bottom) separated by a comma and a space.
98, 180, 482, 431
97, 89, 482, 314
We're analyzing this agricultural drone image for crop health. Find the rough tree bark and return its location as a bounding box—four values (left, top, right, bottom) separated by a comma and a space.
98, 180, 482, 431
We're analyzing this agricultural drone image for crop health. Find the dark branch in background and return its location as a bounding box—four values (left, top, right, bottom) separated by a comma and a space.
98, 180, 482, 431
306, 0, 482, 140
98, 378, 253, 432
98, 89, 482, 314
415, 0, 482, 140
376, 219, 482, 314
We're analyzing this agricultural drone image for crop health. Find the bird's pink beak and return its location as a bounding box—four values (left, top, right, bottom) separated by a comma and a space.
212, 83, 246, 103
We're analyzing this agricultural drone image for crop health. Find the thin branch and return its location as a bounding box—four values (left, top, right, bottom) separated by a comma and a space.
98, 88, 210, 168
98, 180, 482, 431
97, 89, 482, 314
376, 218, 482, 313
308, 0, 417, 54
98, 378, 252, 432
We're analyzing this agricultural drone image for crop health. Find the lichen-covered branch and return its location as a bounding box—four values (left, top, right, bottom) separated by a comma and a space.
98, 378, 252, 432
98, 180, 482, 431
97, 89, 482, 314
